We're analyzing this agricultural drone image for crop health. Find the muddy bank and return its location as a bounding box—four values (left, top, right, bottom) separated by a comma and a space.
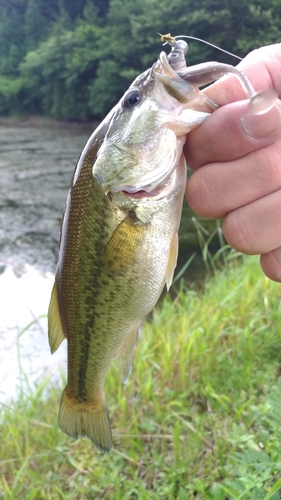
0, 124, 92, 273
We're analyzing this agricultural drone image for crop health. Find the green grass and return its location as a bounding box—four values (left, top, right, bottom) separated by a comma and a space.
1, 254, 281, 499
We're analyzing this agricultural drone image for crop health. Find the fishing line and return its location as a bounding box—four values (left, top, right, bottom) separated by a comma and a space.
163, 34, 242, 61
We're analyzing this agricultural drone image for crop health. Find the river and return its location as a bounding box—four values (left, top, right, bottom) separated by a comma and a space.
0, 123, 217, 404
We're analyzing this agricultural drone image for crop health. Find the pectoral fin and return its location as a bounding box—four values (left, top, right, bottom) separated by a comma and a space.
166, 234, 179, 290
115, 325, 139, 384
104, 212, 146, 272
48, 281, 66, 354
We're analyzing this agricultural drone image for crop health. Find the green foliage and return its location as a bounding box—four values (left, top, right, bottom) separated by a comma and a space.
210, 379, 281, 499
20, 23, 103, 119
0, 0, 280, 119
0, 77, 28, 115
1, 256, 281, 498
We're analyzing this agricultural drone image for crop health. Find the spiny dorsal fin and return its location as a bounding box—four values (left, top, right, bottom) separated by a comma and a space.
166, 233, 179, 290
48, 281, 66, 354
115, 326, 139, 384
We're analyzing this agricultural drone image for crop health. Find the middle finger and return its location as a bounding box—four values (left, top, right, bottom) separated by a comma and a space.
186, 141, 281, 218
184, 100, 281, 170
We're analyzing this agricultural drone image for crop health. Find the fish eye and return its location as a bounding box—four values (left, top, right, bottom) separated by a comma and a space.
123, 89, 142, 108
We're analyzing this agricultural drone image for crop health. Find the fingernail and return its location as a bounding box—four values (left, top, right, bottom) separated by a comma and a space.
241, 91, 281, 139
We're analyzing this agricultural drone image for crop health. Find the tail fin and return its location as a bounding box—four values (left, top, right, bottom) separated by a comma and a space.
58, 388, 112, 453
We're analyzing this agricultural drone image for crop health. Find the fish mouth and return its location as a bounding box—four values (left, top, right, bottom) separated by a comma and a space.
154, 51, 179, 79
121, 185, 164, 199
118, 155, 187, 203
120, 163, 181, 200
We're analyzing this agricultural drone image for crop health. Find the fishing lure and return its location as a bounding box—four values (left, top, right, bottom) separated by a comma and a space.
160, 32, 277, 114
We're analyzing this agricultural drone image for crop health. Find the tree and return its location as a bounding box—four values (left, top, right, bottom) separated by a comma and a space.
20, 23, 103, 119
0, 0, 27, 75
24, 0, 51, 51
0, 0, 281, 119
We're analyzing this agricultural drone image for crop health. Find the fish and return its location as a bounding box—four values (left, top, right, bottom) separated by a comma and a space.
48, 39, 217, 452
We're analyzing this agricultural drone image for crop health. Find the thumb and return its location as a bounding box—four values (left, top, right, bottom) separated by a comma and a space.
241, 97, 281, 139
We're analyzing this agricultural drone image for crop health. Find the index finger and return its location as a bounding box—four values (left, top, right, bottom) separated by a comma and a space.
184, 98, 281, 170
184, 45, 281, 169
203, 44, 281, 105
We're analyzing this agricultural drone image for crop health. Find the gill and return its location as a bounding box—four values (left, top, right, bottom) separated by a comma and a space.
160, 33, 278, 115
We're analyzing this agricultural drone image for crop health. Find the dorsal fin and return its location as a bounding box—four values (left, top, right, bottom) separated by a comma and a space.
48, 281, 66, 354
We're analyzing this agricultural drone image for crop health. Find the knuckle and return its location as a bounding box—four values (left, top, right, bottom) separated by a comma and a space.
256, 146, 281, 189
186, 168, 222, 218
260, 249, 281, 282
223, 209, 258, 254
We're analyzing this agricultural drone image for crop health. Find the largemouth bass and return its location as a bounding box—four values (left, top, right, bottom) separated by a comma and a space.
48, 38, 262, 452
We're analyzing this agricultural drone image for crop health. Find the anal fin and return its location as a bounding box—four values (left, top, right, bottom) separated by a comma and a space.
116, 326, 139, 384
48, 281, 66, 354
165, 233, 179, 291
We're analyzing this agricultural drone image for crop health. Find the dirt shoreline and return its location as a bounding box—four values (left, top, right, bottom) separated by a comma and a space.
0, 115, 100, 130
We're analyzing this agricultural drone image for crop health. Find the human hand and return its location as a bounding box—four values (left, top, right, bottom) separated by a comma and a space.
185, 44, 281, 282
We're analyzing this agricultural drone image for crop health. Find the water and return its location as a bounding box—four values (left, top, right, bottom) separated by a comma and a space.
0, 265, 62, 403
